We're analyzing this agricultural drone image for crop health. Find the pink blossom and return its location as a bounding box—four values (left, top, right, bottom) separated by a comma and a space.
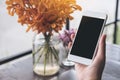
59, 29, 75, 47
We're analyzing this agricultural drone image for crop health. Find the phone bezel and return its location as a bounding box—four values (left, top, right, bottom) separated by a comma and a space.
67, 11, 107, 65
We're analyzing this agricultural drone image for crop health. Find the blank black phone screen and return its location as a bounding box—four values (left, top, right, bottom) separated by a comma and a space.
70, 16, 104, 59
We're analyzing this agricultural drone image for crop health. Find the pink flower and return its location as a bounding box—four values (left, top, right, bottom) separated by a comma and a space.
59, 29, 75, 47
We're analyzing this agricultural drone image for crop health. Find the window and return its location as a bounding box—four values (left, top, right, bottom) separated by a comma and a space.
0, 0, 33, 59
116, 0, 120, 44
118, 0, 120, 20
116, 22, 120, 44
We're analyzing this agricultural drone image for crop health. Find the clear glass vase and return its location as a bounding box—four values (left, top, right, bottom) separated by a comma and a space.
62, 47, 75, 67
32, 33, 61, 76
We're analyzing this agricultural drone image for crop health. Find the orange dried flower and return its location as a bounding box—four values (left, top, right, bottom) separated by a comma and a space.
6, 0, 82, 34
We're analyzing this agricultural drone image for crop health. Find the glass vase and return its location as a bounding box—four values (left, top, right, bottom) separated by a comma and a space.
62, 47, 75, 67
32, 33, 61, 76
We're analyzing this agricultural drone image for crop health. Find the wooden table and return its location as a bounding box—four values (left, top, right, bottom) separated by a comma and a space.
0, 55, 76, 80
1, 44, 120, 80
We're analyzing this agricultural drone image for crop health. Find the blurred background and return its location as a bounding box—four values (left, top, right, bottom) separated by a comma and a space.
0, 0, 120, 60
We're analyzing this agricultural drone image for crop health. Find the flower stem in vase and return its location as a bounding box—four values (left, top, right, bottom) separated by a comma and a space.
33, 33, 60, 76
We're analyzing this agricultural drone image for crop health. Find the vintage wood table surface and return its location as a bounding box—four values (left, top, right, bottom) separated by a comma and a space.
0, 54, 76, 80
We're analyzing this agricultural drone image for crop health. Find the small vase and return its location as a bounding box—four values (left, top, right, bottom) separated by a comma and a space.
62, 47, 75, 67
32, 33, 61, 76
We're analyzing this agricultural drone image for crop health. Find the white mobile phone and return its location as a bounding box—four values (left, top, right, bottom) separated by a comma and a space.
68, 11, 107, 65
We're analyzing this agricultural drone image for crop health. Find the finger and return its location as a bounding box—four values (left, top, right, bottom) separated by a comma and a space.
92, 34, 106, 67
75, 63, 86, 79
71, 34, 75, 40
68, 42, 72, 49
75, 63, 87, 71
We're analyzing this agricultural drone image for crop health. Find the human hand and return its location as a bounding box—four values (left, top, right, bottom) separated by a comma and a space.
75, 35, 106, 80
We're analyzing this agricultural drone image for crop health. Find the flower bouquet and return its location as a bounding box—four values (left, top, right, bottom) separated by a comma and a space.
6, 0, 81, 76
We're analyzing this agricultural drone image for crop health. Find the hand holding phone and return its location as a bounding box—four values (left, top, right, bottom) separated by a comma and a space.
68, 11, 107, 65
75, 34, 106, 80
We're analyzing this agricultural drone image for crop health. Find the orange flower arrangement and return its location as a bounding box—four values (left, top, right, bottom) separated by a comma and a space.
6, 0, 81, 35
6, 0, 82, 76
